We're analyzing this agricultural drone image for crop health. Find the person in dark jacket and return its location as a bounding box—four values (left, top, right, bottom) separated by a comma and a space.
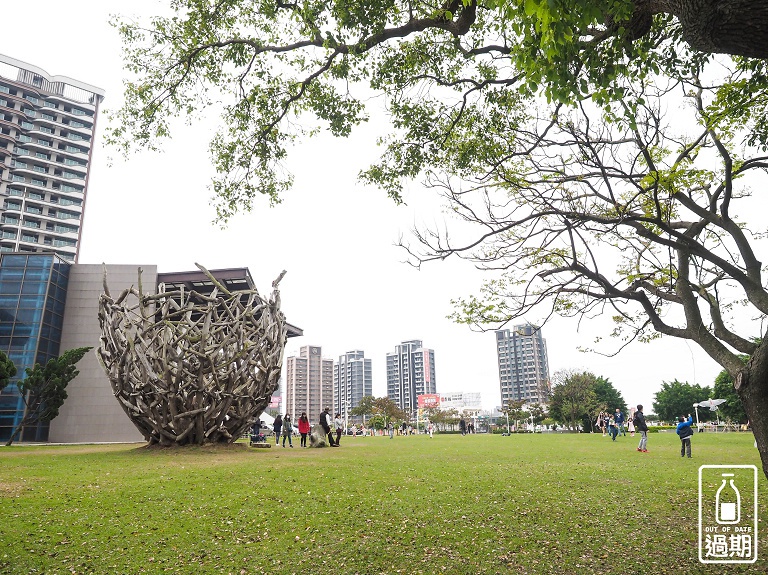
633, 404, 649, 453
320, 407, 337, 446
677, 414, 694, 458
273, 414, 283, 445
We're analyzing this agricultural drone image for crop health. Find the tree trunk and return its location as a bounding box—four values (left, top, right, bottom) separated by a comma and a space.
639, 0, 768, 59
735, 340, 768, 479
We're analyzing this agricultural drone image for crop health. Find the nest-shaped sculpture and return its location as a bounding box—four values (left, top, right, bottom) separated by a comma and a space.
98, 264, 287, 446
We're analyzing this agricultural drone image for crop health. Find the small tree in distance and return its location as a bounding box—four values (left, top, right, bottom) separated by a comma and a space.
5, 347, 91, 447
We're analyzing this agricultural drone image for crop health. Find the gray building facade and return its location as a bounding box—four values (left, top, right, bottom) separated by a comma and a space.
496, 324, 550, 407
333, 350, 372, 425
386, 340, 436, 415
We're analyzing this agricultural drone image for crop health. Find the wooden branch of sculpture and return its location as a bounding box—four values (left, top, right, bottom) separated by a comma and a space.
97, 264, 287, 446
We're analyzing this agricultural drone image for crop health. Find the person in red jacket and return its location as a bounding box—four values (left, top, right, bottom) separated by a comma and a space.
298, 412, 311, 448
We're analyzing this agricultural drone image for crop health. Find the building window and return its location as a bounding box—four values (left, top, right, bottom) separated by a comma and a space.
21, 121, 34, 129
11, 175, 24, 182
35, 152, 48, 160
30, 179, 46, 187
0, 86, 10, 94
15, 148, 29, 156
38, 126, 52, 134
17, 135, 32, 143
41, 113, 55, 121
32, 166, 46, 174
37, 140, 51, 147
60, 184, 81, 193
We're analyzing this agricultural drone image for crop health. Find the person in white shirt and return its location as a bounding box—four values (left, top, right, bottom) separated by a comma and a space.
334, 413, 343, 446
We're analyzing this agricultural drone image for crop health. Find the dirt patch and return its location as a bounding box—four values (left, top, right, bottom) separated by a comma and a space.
0, 481, 26, 497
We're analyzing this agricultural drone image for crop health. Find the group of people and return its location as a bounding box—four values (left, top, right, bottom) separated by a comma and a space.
268, 408, 344, 448
596, 408, 633, 440
458, 417, 476, 435
597, 404, 694, 457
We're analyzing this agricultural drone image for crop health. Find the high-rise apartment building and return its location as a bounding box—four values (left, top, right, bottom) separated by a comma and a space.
0, 54, 104, 263
333, 350, 372, 424
284, 345, 333, 424
386, 340, 436, 415
496, 324, 550, 406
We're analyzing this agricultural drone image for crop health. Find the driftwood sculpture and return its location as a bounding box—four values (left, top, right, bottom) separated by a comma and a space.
97, 264, 287, 446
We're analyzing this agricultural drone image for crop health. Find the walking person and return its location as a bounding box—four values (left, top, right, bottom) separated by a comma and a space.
459, 417, 467, 436
627, 409, 636, 437
320, 407, 337, 447
273, 414, 283, 446
334, 413, 343, 446
298, 412, 310, 448
634, 404, 649, 452
388, 421, 394, 439
282, 414, 294, 447
677, 414, 694, 458
608, 415, 619, 441
614, 408, 625, 436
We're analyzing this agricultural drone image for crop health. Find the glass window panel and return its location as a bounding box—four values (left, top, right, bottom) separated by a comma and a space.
18, 294, 44, 308
1, 255, 28, 268
22, 256, 52, 269
50, 299, 65, 315
21, 281, 47, 295
23, 267, 49, 281
14, 308, 42, 324
0, 282, 22, 295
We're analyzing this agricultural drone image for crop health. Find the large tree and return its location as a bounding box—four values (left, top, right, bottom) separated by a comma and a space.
111, 2, 768, 476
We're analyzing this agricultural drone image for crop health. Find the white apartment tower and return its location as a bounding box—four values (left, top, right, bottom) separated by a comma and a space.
284, 345, 333, 424
386, 340, 436, 415
496, 324, 550, 406
0, 55, 104, 262
333, 350, 372, 424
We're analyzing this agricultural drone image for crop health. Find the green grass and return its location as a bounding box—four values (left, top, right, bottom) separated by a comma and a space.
1, 432, 765, 574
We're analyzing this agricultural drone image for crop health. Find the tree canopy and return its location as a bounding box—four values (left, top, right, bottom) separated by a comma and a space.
549, 370, 597, 430
110, 1, 768, 476
652, 379, 712, 422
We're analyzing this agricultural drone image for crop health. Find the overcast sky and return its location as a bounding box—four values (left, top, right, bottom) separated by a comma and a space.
1, 1, 737, 412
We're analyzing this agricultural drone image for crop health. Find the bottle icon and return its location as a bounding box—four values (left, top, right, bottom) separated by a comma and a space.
715, 473, 740, 524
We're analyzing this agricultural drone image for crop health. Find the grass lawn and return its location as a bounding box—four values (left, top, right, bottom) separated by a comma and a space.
1, 431, 765, 574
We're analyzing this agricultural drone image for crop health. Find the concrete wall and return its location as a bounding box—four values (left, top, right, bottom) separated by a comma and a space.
48, 264, 157, 443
